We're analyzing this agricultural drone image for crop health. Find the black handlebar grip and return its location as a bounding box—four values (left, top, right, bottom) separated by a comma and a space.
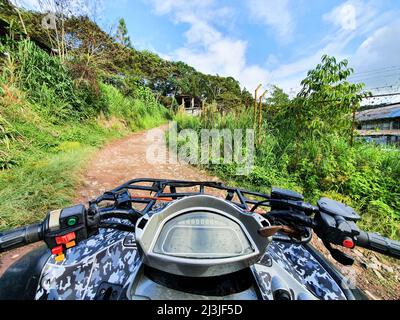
0, 223, 43, 253
356, 231, 400, 259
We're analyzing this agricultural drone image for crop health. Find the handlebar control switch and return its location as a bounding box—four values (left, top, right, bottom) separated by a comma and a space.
315, 198, 363, 265
43, 205, 88, 260
51, 245, 63, 255
55, 232, 76, 245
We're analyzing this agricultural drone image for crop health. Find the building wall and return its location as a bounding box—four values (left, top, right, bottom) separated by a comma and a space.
359, 135, 400, 146
359, 118, 400, 130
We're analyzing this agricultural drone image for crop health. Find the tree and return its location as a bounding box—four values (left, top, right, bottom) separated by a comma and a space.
296, 55, 368, 141
115, 18, 132, 48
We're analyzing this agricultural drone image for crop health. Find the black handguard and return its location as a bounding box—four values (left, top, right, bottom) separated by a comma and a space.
0, 223, 43, 253
356, 231, 400, 259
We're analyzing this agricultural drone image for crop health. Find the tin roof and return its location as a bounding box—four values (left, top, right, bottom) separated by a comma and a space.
356, 104, 400, 122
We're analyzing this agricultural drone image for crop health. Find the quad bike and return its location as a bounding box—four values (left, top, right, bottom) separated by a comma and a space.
0, 179, 399, 300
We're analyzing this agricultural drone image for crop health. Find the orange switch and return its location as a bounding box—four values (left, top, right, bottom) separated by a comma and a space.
55, 254, 65, 263
66, 241, 76, 249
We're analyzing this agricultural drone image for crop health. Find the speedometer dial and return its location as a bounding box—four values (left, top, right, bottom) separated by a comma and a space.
153, 212, 254, 259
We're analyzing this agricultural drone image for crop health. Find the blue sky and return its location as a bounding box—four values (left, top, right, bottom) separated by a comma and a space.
18, 0, 400, 99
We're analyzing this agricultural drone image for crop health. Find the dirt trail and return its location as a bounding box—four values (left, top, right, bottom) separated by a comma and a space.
74, 125, 221, 204
1, 126, 399, 299
0, 126, 221, 276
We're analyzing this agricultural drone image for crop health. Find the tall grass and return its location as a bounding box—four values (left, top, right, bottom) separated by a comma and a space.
0, 37, 170, 230
0, 148, 93, 229
101, 83, 170, 131
174, 111, 400, 240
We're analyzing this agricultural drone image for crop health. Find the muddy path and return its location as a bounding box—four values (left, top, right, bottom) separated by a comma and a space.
1, 126, 399, 299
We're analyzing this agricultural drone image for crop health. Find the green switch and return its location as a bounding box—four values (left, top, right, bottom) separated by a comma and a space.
67, 217, 78, 226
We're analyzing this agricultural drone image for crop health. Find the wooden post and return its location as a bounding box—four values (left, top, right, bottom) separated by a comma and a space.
350, 104, 358, 147
254, 84, 262, 126
258, 90, 268, 146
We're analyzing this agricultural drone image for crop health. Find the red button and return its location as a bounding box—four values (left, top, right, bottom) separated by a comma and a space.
56, 232, 76, 245
343, 238, 355, 249
52, 245, 63, 255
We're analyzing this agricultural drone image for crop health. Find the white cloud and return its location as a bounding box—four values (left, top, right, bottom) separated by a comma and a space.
174, 23, 270, 91
182, 18, 221, 47
247, 0, 293, 42
267, 1, 399, 94
350, 20, 400, 94
11, 0, 40, 10
146, 0, 394, 95
149, 0, 214, 16
354, 20, 400, 71
13, 0, 105, 19
351, 21, 400, 105
147, 0, 271, 92
240, 66, 270, 93
323, 2, 357, 31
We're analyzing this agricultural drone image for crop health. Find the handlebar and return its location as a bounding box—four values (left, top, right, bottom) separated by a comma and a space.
356, 231, 400, 260
0, 223, 43, 253
0, 198, 399, 264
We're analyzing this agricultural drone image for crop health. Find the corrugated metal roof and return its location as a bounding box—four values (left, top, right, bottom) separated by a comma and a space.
356, 104, 400, 122
389, 109, 400, 118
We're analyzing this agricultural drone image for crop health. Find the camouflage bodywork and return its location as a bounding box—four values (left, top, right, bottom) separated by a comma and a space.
35, 228, 140, 300
252, 242, 346, 300
34, 204, 348, 300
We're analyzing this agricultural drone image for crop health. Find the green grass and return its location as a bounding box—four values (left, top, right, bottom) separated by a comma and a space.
101, 83, 171, 131
0, 100, 168, 230
173, 112, 400, 241
0, 94, 127, 230
0, 147, 93, 229
0, 91, 168, 230
0, 36, 171, 230
0, 50, 169, 230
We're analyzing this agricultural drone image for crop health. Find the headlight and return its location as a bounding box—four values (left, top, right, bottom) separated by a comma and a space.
153, 212, 254, 259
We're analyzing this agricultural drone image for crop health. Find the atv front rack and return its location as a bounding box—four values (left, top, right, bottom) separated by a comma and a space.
1, 178, 400, 264
90, 178, 274, 215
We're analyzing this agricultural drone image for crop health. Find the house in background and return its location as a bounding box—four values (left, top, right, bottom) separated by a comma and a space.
175, 95, 203, 116
356, 103, 400, 146
0, 17, 54, 55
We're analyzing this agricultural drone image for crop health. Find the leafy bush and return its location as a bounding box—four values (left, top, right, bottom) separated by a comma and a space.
173, 55, 400, 240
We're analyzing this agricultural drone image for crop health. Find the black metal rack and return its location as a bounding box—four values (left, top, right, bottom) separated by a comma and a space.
91, 178, 272, 215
